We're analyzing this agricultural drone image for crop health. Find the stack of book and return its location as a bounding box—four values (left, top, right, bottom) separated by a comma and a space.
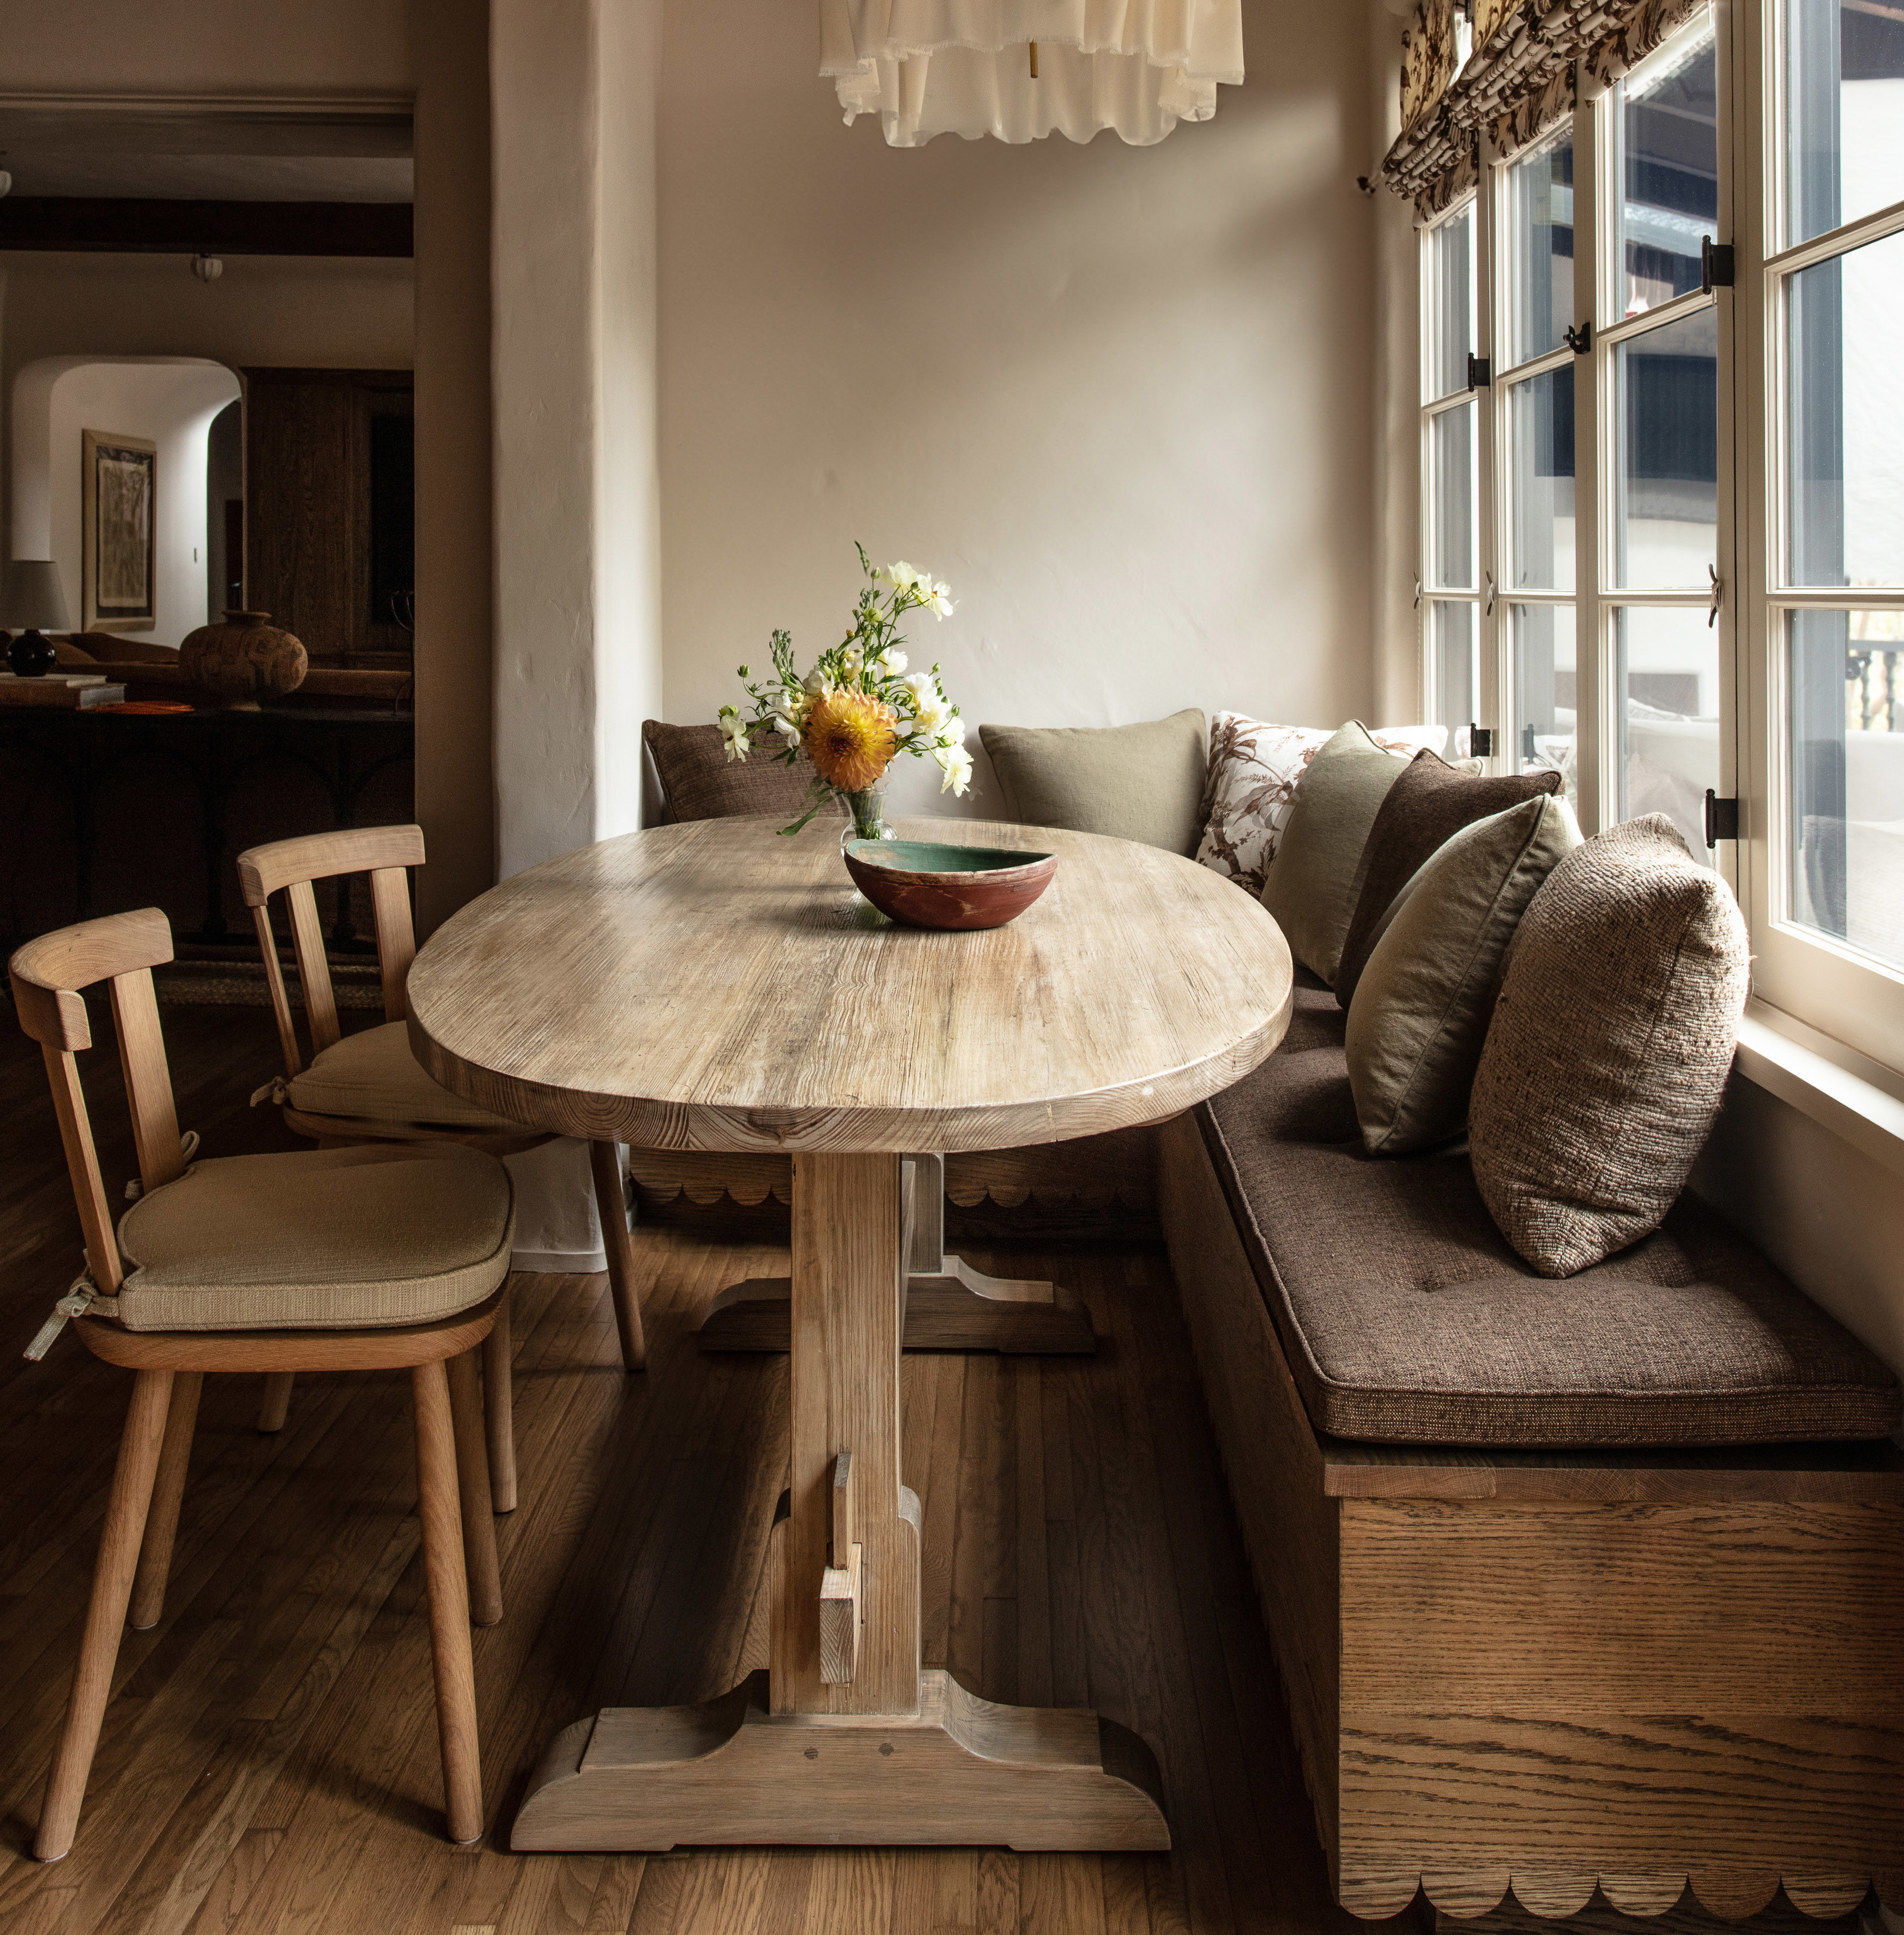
0, 672, 129, 710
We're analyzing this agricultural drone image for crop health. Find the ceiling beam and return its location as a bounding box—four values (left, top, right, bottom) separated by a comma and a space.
0, 198, 413, 257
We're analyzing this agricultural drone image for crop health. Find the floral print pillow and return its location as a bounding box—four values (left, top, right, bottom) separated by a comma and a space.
1195, 716, 1448, 896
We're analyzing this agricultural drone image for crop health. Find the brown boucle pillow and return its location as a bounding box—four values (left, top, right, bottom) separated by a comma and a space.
1470, 815, 1750, 1278
642, 719, 812, 824
1336, 750, 1562, 1007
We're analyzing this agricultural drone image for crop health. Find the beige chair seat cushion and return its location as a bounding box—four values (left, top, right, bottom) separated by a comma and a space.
286, 1020, 530, 1134
117, 1142, 514, 1332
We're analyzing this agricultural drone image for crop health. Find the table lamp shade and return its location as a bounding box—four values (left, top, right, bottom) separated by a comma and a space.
820, 0, 1244, 147
0, 560, 72, 633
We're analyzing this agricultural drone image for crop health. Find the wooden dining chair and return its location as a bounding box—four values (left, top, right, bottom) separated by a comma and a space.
236, 826, 645, 1489
13, 907, 513, 1858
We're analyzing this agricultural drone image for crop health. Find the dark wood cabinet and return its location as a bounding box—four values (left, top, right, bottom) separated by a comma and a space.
242, 367, 414, 669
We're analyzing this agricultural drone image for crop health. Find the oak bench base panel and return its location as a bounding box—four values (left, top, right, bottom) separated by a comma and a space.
1156, 1113, 1904, 1925
511, 1668, 1169, 1853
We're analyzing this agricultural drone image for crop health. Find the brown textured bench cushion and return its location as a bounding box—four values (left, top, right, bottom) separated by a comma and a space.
1197, 976, 1902, 1447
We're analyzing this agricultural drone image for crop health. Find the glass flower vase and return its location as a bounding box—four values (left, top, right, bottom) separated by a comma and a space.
835, 776, 894, 850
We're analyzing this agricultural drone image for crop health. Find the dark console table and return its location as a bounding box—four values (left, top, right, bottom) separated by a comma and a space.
0, 705, 414, 956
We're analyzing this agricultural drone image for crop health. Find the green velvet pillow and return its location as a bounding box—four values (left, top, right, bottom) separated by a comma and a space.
1345, 793, 1582, 1156
1258, 722, 1412, 984
978, 709, 1208, 855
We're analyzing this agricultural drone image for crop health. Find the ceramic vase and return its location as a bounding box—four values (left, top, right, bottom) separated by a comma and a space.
179, 609, 308, 710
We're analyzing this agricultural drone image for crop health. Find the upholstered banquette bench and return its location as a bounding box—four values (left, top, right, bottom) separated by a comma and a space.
1159, 971, 1904, 1923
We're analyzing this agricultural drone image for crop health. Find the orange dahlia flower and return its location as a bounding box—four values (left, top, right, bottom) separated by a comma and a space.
804, 689, 898, 792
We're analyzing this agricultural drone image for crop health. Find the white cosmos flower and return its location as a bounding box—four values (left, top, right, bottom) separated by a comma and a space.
927, 579, 956, 619
934, 743, 974, 796
803, 668, 827, 695
869, 648, 908, 677
935, 712, 968, 748
886, 561, 921, 591
719, 711, 750, 763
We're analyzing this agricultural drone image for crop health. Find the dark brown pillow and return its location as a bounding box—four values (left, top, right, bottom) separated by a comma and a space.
1335, 751, 1562, 1006
642, 719, 813, 824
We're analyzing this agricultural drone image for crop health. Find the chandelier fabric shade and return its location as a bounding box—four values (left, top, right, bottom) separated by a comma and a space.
820, 0, 1244, 148
1381, 0, 1709, 215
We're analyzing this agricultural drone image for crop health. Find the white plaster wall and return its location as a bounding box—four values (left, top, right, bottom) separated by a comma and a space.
14, 358, 240, 646
657, 0, 1379, 821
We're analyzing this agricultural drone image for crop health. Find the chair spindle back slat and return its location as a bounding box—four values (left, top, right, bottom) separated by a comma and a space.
109, 971, 185, 1194
251, 906, 303, 1078
285, 881, 342, 1058
368, 867, 417, 1023
42, 1045, 125, 1292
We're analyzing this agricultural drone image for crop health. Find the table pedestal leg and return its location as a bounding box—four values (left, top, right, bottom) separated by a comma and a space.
696, 1156, 1096, 1356
511, 1152, 1165, 1853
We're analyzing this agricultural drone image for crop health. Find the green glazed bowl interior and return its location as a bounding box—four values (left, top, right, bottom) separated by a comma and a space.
845, 839, 1054, 877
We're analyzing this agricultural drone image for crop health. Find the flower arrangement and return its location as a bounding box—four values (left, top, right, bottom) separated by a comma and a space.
718, 545, 972, 841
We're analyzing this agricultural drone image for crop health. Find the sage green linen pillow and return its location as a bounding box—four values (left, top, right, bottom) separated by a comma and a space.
1259, 721, 1412, 984
1345, 793, 1582, 1156
978, 709, 1208, 855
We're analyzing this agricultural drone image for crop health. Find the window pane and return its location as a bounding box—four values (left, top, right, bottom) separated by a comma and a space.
1618, 20, 1718, 319
1428, 202, 1477, 401
1787, 609, 1904, 969
1431, 601, 1478, 747
1785, 227, 1904, 590
1785, 0, 1904, 250
1615, 307, 1718, 590
1428, 402, 1478, 589
1506, 128, 1575, 368
1619, 605, 1721, 858
1512, 602, 1577, 805
1508, 368, 1576, 592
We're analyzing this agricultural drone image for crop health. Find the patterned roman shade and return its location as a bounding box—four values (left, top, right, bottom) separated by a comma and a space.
1381, 0, 1710, 215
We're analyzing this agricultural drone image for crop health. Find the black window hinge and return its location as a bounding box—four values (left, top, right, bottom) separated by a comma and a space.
1468, 724, 1494, 758
1563, 321, 1593, 355
1467, 353, 1492, 389
1704, 790, 1739, 847
1701, 237, 1735, 293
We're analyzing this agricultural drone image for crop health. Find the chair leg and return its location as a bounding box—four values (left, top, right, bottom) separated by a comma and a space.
412, 1360, 483, 1845
589, 1139, 645, 1372
445, 1346, 503, 1628
129, 1370, 202, 1631
482, 1299, 517, 1514
35, 1368, 175, 1863
257, 1371, 295, 1433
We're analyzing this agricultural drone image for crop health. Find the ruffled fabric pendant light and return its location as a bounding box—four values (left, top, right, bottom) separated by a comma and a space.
820, 0, 1244, 148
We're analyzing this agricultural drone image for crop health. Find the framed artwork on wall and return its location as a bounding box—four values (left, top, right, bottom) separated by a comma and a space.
82, 430, 157, 631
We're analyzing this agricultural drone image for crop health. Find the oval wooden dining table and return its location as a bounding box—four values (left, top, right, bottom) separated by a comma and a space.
407, 814, 1293, 1853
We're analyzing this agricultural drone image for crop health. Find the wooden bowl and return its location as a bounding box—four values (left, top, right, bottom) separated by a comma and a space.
843, 839, 1057, 931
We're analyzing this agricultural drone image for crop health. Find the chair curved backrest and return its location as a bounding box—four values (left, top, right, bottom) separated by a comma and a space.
235, 824, 426, 1078
10, 907, 183, 1293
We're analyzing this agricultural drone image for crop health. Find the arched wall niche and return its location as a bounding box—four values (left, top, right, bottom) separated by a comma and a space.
11, 354, 242, 648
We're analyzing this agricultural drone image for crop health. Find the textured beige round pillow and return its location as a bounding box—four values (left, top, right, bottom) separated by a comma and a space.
1470, 815, 1750, 1278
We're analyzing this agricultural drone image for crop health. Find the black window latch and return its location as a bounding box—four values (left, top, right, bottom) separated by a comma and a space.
1564, 321, 1593, 355
1468, 724, 1494, 758
1467, 353, 1492, 390
1701, 237, 1735, 294
1704, 790, 1739, 847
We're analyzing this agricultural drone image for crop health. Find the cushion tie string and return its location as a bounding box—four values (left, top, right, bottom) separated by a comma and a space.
123, 1129, 201, 1202
24, 1272, 123, 1363
250, 1077, 288, 1109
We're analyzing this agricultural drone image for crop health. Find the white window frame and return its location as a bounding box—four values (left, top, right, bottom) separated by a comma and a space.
1735, 0, 1904, 1079
1431, 10, 1738, 843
